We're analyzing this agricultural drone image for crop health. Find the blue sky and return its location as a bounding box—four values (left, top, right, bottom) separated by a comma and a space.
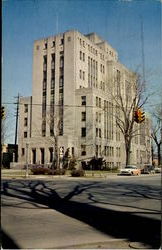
2, 0, 162, 143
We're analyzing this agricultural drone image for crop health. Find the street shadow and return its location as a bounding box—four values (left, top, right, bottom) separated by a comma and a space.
1, 180, 161, 249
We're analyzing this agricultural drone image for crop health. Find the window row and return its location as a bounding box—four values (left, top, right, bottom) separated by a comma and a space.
104, 146, 114, 157
100, 64, 105, 73
79, 70, 85, 80
22, 146, 74, 164
100, 81, 105, 91
80, 51, 85, 61
96, 128, 102, 138
43, 38, 64, 50
96, 97, 102, 108
116, 147, 121, 157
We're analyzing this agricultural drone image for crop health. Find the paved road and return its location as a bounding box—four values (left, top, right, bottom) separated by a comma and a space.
1, 175, 161, 249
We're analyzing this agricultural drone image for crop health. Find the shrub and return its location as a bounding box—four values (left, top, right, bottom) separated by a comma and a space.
30, 166, 50, 175
71, 169, 85, 177
30, 165, 66, 175
68, 157, 77, 170
49, 169, 66, 175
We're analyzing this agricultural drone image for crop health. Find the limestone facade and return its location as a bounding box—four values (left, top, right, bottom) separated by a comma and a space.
18, 30, 152, 168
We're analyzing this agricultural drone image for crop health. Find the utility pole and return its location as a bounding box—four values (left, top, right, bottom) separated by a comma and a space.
14, 93, 19, 145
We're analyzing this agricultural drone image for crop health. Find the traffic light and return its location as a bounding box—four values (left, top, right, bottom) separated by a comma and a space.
1, 106, 5, 119
139, 111, 145, 123
133, 108, 145, 123
134, 109, 140, 123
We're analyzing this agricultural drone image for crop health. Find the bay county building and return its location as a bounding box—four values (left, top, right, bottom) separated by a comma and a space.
18, 30, 152, 169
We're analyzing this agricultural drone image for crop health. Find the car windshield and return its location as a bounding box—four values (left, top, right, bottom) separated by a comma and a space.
125, 166, 136, 169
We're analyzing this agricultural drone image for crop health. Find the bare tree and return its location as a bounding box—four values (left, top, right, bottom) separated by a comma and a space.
108, 70, 150, 166
151, 102, 162, 165
1, 108, 14, 145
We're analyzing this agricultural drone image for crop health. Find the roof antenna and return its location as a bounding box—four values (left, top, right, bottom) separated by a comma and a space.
56, 13, 59, 34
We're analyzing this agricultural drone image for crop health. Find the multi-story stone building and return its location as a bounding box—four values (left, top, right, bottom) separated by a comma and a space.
18, 30, 152, 168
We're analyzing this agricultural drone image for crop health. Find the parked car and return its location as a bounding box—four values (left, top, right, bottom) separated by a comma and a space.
141, 165, 155, 174
154, 167, 161, 173
119, 165, 141, 176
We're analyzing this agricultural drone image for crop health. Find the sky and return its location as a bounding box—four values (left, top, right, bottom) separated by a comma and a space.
2, 0, 162, 143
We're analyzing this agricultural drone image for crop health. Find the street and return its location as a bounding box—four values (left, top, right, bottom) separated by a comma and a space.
1, 175, 161, 249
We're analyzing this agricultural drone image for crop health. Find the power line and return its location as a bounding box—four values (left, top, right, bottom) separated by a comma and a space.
2, 102, 161, 108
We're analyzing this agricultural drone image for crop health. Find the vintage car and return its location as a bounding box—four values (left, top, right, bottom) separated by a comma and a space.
154, 167, 161, 173
141, 165, 155, 174
120, 165, 141, 176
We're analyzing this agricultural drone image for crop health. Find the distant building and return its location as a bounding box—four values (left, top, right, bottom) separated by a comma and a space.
18, 30, 152, 168
2, 144, 18, 168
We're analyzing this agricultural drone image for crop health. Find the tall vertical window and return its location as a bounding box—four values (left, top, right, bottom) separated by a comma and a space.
81, 128, 86, 137
32, 149, 36, 164
40, 148, 45, 164
24, 132, 27, 138
42, 120, 46, 137
81, 112, 86, 121
24, 104, 28, 113
116, 70, 120, 96
51, 54, 55, 69
24, 118, 28, 126
49, 147, 53, 162
81, 145, 86, 155
81, 96, 86, 105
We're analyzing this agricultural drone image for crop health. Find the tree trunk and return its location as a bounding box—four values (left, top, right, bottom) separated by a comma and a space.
157, 144, 161, 166
125, 138, 131, 166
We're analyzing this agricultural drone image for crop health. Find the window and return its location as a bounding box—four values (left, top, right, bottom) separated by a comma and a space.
32, 149, 36, 164
81, 96, 86, 105
83, 71, 85, 80
24, 104, 28, 113
99, 113, 101, 123
99, 128, 101, 138
81, 112, 86, 121
43, 71, 47, 81
36, 45, 39, 50
67, 36, 71, 42
60, 56, 64, 68
60, 38, 64, 45
52, 41, 55, 47
96, 128, 98, 137
99, 98, 101, 108
24, 132, 27, 138
96, 112, 98, 122
42, 121, 46, 137
40, 148, 45, 164
96, 97, 98, 107
71, 147, 74, 156
81, 127, 86, 137
80, 51, 82, 60
49, 147, 53, 162
44, 42, 47, 49
22, 148, 25, 156
83, 53, 85, 61
24, 118, 28, 126
80, 70, 82, 79
81, 145, 86, 155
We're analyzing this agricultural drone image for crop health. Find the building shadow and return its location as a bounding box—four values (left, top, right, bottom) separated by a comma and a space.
1, 229, 20, 249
